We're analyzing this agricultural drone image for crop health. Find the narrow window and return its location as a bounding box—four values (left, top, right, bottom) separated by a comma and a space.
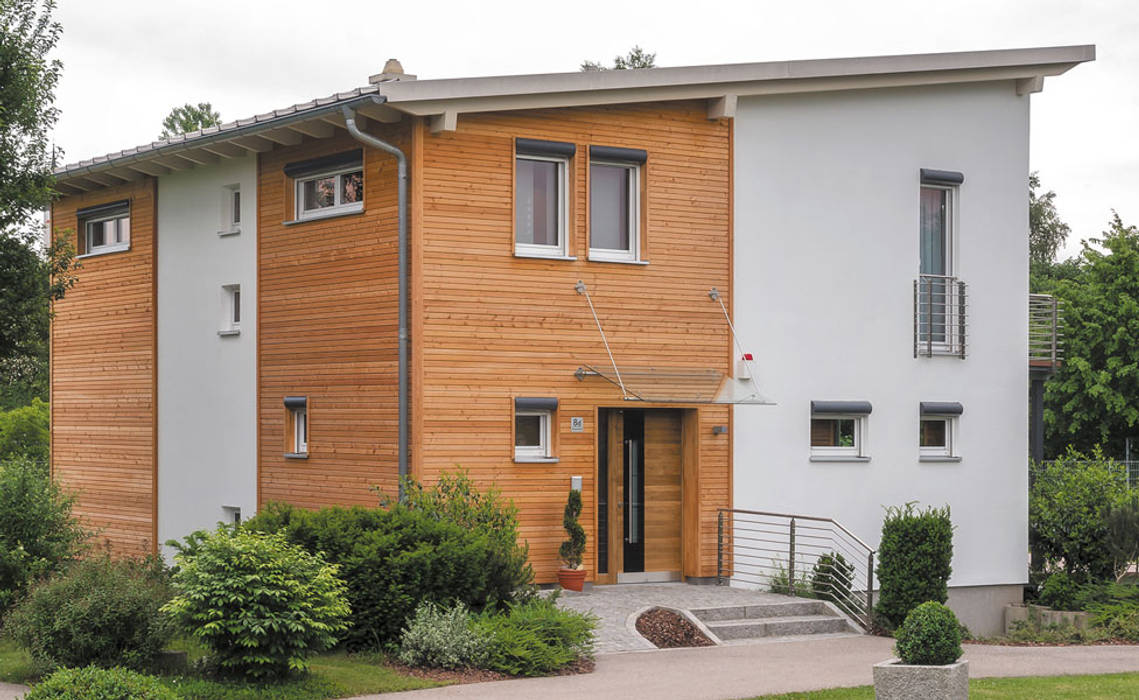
294, 408, 308, 454
80, 201, 131, 255
295, 165, 364, 220
219, 284, 241, 335
515, 156, 568, 256
918, 181, 957, 346
284, 396, 308, 457
919, 402, 962, 459
589, 162, 639, 262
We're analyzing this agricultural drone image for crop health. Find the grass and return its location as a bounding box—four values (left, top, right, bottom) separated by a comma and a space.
0, 636, 442, 699
754, 672, 1139, 699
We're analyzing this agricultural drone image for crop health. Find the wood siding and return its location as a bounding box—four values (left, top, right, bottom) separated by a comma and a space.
257, 128, 407, 508
51, 179, 158, 555
416, 102, 733, 582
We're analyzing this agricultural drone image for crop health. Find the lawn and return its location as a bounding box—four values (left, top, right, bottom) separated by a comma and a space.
0, 637, 443, 699
755, 672, 1139, 699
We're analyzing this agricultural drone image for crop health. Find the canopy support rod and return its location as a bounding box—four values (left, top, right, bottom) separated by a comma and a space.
709, 287, 762, 398
576, 281, 628, 399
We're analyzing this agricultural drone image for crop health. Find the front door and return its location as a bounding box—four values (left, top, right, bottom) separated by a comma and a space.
598, 408, 682, 583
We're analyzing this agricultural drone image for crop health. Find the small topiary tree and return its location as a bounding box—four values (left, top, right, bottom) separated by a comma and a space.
162, 527, 350, 680
875, 502, 953, 629
4, 555, 174, 671
558, 489, 585, 569
810, 551, 855, 613
894, 601, 963, 666
24, 666, 176, 700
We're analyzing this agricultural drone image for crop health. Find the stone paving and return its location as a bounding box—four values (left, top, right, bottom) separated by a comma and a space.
555, 582, 812, 654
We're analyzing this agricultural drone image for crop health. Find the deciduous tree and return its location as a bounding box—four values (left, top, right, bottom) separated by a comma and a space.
159, 102, 221, 139
581, 46, 656, 72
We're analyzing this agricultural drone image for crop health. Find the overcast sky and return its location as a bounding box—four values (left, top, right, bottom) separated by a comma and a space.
53, 0, 1135, 259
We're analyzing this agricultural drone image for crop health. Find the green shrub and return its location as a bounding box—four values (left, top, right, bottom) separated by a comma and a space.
810, 552, 855, 613
1091, 602, 1139, 641
474, 596, 595, 676
894, 601, 962, 666
1039, 571, 1081, 611
0, 398, 49, 462
875, 502, 953, 629
247, 476, 533, 649
162, 527, 350, 681
4, 555, 174, 671
0, 457, 88, 615
768, 559, 812, 598
1107, 494, 1139, 575
24, 666, 176, 700
558, 489, 585, 569
1075, 581, 1139, 610
1030, 450, 1130, 581
397, 601, 490, 669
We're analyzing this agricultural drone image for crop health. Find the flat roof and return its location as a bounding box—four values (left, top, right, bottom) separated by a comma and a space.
55, 45, 1094, 192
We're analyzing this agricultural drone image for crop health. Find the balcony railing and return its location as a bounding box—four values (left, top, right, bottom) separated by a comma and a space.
914, 274, 967, 358
1029, 293, 1063, 371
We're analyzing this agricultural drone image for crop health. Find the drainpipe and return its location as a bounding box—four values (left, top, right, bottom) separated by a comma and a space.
341, 104, 409, 491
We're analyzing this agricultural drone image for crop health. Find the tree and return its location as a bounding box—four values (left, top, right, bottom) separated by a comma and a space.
159, 102, 221, 139
581, 46, 656, 72
1043, 212, 1139, 457
1029, 172, 1071, 266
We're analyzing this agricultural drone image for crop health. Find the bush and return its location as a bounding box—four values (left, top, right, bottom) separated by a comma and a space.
474, 596, 595, 676
397, 601, 490, 669
1039, 571, 1081, 611
0, 398, 49, 462
247, 475, 533, 649
162, 527, 350, 681
894, 601, 962, 666
810, 552, 855, 613
768, 559, 812, 598
875, 502, 953, 629
1030, 449, 1130, 581
5, 555, 174, 671
1091, 602, 1139, 641
24, 666, 176, 700
0, 457, 88, 615
558, 489, 585, 569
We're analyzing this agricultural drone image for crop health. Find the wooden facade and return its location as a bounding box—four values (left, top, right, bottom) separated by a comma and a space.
51, 179, 158, 555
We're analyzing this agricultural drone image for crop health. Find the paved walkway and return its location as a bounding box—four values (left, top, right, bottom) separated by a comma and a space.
556, 583, 800, 654
369, 636, 1139, 700
0, 683, 23, 700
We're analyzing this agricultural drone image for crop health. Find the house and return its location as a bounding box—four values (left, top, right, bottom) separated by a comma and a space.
50, 46, 1090, 634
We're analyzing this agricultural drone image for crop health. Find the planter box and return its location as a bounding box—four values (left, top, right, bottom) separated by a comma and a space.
1004, 603, 1091, 634
873, 658, 968, 700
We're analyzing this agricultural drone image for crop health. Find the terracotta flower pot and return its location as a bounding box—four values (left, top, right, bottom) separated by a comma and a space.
557, 567, 587, 592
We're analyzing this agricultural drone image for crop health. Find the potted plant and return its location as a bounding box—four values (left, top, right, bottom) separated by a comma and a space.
557, 488, 587, 591
873, 601, 968, 700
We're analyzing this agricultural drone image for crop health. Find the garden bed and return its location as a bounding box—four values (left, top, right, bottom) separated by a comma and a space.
636, 608, 715, 648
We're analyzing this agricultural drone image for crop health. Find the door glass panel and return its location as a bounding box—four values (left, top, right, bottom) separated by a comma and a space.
627, 439, 640, 545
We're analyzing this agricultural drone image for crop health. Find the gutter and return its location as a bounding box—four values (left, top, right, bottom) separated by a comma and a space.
340, 102, 409, 491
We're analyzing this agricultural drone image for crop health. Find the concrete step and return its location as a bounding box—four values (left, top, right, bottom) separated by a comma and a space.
690, 600, 833, 622
705, 614, 852, 640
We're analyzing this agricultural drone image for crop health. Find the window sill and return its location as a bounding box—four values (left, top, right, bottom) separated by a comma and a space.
284, 452, 309, 460
283, 207, 365, 226
809, 455, 870, 463
217, 228, 241, 237
514, 456, 560, 464
587, 255, 649, 266
76, 246, 130, 259
513, 252, 577, 262
920, 455, 962, 463
217, 329, 241, 337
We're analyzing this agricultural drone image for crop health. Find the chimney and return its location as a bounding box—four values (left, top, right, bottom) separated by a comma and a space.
369, 58, 417, 84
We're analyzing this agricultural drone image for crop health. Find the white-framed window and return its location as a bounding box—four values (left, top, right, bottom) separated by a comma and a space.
919, 416, 954, 458
810, 415, 865, 458
919, 184, 955, 279
220, 184, 241, 235
515, 154, 569, 258
295, 165, 364, 221
284, 396, 308, 457
515, 410, 551, 460
293, 407, 308, 454
219, 284, 241, 335
589, 161, 640, 262
82, 204, 131, 255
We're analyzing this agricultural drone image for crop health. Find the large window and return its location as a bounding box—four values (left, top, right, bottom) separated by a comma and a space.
80, 201, 130, 256
588, 145, 646, 263
515, 155, 568, 257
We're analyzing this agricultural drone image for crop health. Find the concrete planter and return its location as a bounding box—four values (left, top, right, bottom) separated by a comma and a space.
1004, 603, 1091, 634
873, 658, 968, 700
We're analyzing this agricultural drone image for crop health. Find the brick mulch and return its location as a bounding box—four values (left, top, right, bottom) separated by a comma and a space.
635, 607, 715, 648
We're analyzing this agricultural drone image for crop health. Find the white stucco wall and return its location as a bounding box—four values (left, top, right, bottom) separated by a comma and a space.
157, 157, 257, 553
732, 82, 1030, 589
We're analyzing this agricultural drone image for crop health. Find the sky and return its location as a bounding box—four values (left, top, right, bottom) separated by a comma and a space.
52, 0, 1136, 259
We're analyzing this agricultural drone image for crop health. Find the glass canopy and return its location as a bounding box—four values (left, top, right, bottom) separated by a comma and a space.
575, 364, 774, 405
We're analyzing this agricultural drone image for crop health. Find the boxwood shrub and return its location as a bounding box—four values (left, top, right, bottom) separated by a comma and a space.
875, 502, 953, 629
894, 601, 962, 666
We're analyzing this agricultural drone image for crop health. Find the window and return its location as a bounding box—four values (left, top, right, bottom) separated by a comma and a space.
919, 401, 962, 460
514, 397, 557, 461
809, 400, 871, 460
284, 396, 308, 457
79, 201, 130, 256
219, 284, 241, 335
295, 166, 363, 220
917, 170, 963, 353
515, 156, 568, 257
220, 185, 241, 235
588, 145, 646, 263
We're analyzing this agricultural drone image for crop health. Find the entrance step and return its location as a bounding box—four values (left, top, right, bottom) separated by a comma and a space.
690, 600, 860, 642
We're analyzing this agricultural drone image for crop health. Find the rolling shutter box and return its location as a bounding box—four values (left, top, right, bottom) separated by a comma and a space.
811, 400, 873, 415
515, 138, 576, 159
920, 401, 963, 415
589, 145, 648, 164
515, 397, 558, 412
920, 169, 965, 186
283, 396, 307, 409
283, 149, 363, 178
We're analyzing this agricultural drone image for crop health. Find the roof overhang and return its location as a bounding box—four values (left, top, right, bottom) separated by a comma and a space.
54, 44, 1094, 193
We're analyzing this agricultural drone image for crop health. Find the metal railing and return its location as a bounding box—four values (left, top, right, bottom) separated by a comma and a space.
1029, 293, 1063, 370
914, 274, 967, 358
717, 508, 876, 631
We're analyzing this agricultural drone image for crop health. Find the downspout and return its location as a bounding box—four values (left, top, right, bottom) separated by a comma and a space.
341, 103, 409, 492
